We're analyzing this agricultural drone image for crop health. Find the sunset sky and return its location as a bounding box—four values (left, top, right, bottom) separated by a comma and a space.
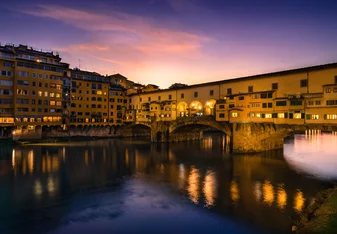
1, 0, 337, 88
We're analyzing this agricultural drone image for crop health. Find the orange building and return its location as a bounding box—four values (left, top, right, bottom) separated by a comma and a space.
0, 44, 69, 138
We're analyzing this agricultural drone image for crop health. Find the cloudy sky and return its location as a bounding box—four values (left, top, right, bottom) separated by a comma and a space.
1, 0, 336, 88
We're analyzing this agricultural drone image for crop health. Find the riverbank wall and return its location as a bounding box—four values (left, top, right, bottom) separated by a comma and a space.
295, 186, 337, 233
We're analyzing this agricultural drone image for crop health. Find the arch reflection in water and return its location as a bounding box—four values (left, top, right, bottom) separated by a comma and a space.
203, 170, 217, 207
230, 181, 240, 203
187, 166, 200, 204
277, 184, 287, 211
262, 180, 275, 207
294, 189, 306, 213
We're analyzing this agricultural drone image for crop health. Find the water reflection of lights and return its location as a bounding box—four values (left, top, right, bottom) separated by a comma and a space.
230, 181, 240, 202
263, 180, 275, 207
160, 164, 165, 174
188, 167, 200, 204
125, 148, 129, 166
203, 137, 213, 150
85, 149, 89, 165
254, 181, 262, 202
12, 149, 15, 169
62, 147, 66, 161
294, 190, 306, 213
28, 150, 34, 174
277, 184, 287, 210
178, 164, 185, 189
203, 170, 217, 207
34, 179, 43, 197
47, 176, 56, 194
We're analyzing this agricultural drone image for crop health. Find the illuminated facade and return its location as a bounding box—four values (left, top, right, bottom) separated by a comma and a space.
0, 44, 68, 137
126, 63, 337, 125
2, 42, 337, 140
67, 69, 127, 126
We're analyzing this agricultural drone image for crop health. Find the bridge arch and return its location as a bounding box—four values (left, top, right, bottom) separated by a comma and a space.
169, 117, 231, 136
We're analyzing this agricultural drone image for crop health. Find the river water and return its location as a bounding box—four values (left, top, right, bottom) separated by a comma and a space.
0, 132, 336, 234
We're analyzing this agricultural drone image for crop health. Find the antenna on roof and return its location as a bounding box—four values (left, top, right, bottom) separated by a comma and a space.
78, 59, 81, 69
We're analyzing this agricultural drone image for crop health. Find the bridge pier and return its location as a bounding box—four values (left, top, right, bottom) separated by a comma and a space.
231, 123, 291, 153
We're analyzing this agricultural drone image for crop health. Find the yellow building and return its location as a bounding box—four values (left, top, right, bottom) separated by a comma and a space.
68, 69, 110, 125
126, 63, 337, 126
0, 46, 15, 137
68, 69, 127, 126
0, 44, 68, 138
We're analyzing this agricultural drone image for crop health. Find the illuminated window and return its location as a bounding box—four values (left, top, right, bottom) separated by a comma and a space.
278, 113, 285, 118
231, 112, 238, 117
0, 117, 14, 123
249, 112, 255, 118
49, 93, 55, 97
294, 113, 302, 119
326, 114, 337, 120
56, 93, 61, 98
97, 91, 102, 95
44, 91, 48, 97
256, 113, 261, 118
50, 101, 56, 106
251, 103, 260, 108
265, 114, 272, 118
311, 114, 319, 120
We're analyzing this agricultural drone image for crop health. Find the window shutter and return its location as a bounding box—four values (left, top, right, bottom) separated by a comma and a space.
284, 112, 288, 118
301, 113, 305, 119
289, 113, 293, 119
306, 114, 310, 120
262, 113, 265, 118
324, 114, 327, 120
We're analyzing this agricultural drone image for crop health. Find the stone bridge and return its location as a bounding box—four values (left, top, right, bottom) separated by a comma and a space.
122, 116, 300, 153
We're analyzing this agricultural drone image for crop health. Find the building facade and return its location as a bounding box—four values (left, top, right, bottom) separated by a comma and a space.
126, 63, 337, 126
0, 44, 69, 138
2, 43, 337, 140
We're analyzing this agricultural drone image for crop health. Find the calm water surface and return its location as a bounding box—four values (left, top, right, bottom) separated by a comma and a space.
0, 132, 336, 234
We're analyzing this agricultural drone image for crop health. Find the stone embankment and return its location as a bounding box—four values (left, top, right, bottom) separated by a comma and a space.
295, 186, 337, 233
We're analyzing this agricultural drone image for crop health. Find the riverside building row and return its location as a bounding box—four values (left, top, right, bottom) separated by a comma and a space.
1, 43, 337, 138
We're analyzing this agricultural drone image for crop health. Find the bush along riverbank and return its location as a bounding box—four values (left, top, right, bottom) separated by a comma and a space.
294, 186, 337, 233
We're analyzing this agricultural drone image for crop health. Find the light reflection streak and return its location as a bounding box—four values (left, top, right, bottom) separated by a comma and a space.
47, 176, 56, 195
203, 170, 216, 207
294, 189, 306, 213
263, 180, 274, 207
178, 163, 185, 189
85, 149, 89, 165
28, 150, 34, 174
230, 181, 240, 202
12, 149, 15, 169
187, 167, 200, 204
34, 179, 43, 197
277, 184, 287, 210
254, 181, 262, 203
